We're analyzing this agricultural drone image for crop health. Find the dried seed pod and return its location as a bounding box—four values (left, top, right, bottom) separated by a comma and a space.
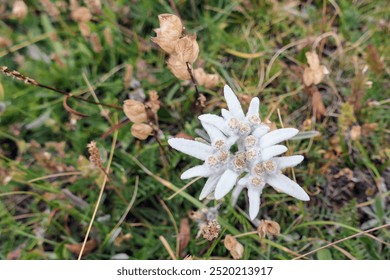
257, 220, 280, 238
223, 235, 244, 260
194, 68, 219, 89
174, 35, 199, 63
303, 52, 329, 86
167, 56, 191, 80
0, 37, 12, 48
90, 33, 103, 53
123, 99, 147, 123
103, 27, 113, 47
87, 141, 103, 170
156, 14, 183, 40
131, 123, 153, 140
151, 14, 183, 54
71, 7, 92, 23
200, 220, 220, 241
151, 36, 178, 55
12, 0, 28, 20
148, 90, 160, 113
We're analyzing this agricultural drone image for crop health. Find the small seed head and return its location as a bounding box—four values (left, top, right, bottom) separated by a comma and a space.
228, 118, 239, 130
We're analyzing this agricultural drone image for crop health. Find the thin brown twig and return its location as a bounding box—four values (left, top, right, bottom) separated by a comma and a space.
1, 66, 122, 110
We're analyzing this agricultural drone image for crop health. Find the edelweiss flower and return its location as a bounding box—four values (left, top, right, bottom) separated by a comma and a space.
168, 85, 309, 220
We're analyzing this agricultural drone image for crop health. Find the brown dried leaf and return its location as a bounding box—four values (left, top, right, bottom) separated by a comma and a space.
365, 44, 384, 75
131, 123, 153, 140
311, 88, 326, 119
178, 218, 190, 255
123, 99, 147, 123
223, 234, 244, 260
65, 239, 97, 256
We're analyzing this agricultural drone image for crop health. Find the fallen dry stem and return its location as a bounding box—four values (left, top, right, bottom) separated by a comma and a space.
78, 127, 118, 260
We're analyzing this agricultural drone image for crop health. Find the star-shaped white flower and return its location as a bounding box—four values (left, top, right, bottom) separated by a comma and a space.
168, 85, 310, 220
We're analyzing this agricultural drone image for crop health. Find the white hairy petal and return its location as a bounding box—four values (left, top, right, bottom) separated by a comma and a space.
224, 85, 245, 119
261, 145, 288, 161
275, 155, 304, 169
259, 128, 299, 149
231, 177, 248, 206
248, 187, 262, 220
201, 122, 226, 144
199, 174, 221, 200
214, 169, 239, 199
266, 173, 310, 201
198, 114, 230, 135
181, 165, 211, 179
246, 97, 260, 118
168, 138, 213, 160
221, 109, 232, 120
252, 125, 270, 138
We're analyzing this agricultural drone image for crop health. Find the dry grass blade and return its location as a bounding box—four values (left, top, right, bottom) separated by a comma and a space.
159, 198, 179, 259
159, 235, 177, 260
293, 223, 390, 260
78, 124, 119, 260
166, 176, 202, 200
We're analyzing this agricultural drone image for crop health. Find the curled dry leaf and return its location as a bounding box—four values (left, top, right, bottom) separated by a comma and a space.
65, 239, 97, 256
71, 7, 92, 23
194, 68, 220, 89
311, 88, 326, 119
123, 99, 147, 123
131, 123, 153, 140
257, 220, 280, 238
224, 235, 244, 260
12, 0, 28, 20
303, 51, 329, 87
178, 218, 190, 255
